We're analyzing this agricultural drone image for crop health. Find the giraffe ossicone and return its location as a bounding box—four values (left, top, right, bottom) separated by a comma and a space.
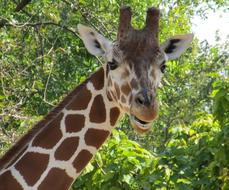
0, 6, 193, 190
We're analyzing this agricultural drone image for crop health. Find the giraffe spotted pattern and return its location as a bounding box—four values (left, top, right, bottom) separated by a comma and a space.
0, 67, 121, 190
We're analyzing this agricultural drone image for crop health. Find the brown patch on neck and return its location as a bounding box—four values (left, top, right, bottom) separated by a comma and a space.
110, 107, 120, 126
54, 137, 79, 161
32, 113, 63, 149
38, 168, 73, 190
0, 170, 23, 190
72, 150, 93, 173
65, 114, 85, 133
84, 128, 110, 149
15, 152, 49, 186
89, 95, 106, 123
90, 68, 105, 90
66, 87, 92, 110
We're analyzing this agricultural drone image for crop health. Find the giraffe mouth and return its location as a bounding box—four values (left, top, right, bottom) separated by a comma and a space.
130, 115, 152, 133
133, 116, 150, 125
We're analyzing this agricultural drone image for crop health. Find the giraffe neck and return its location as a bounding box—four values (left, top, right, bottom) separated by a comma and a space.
0, 65, 121, 190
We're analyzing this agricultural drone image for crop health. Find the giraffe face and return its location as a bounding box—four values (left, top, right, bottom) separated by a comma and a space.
105, 42, 164, 133
78, 22, 193, 133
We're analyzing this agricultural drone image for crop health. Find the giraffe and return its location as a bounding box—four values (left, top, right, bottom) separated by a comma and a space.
0, 7, 193, 190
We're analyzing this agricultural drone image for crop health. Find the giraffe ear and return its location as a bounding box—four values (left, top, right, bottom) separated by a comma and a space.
77, 24, 112, 56
161, 34, 194, 60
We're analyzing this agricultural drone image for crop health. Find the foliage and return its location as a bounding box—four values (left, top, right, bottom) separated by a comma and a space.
0, 0, 228, 189
72, 130, 158, 190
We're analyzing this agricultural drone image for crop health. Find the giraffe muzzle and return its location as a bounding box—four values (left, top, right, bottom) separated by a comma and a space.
129, 89, 158, 133
129, 114, 154, 133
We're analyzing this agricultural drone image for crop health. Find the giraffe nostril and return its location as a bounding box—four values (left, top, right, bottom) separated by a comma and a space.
135, 96, 144, 105
135, 89, 153, 107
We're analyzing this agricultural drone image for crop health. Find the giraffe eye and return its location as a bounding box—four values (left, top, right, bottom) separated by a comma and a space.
160, 61, 167, 73
108, 59, 118, 70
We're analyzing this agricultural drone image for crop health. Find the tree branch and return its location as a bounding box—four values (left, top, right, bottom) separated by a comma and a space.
1, 20, 80, 39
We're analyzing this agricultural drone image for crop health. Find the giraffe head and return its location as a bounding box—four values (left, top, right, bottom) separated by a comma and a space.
78, 7, 193, 133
